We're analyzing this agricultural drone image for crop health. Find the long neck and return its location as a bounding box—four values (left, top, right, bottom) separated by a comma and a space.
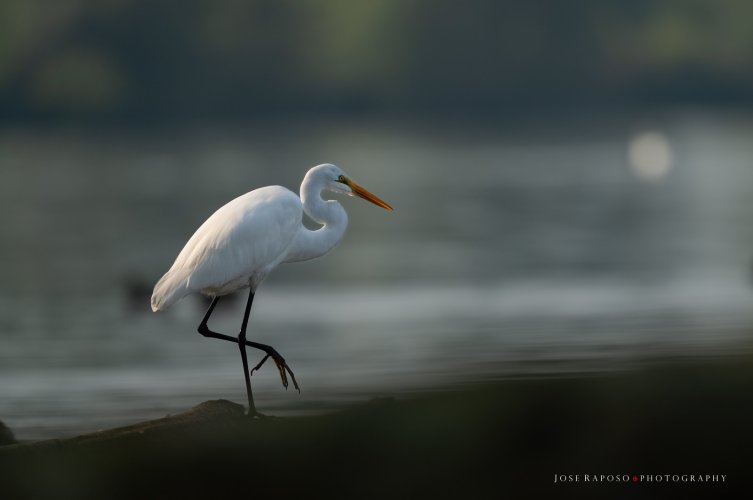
283, 174, 348, 263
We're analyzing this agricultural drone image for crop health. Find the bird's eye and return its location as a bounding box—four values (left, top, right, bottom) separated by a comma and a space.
337, 175, 346, 183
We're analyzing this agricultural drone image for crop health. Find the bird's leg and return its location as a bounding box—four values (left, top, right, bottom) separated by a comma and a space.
197, 294, 300, 397
239, 290, 300, 393
198, 296, 258, 415
237, 290, 257, 416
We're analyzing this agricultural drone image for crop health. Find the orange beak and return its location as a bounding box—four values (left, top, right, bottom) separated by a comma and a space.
346, 179, 393, 211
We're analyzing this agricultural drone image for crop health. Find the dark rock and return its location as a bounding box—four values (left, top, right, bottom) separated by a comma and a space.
0, 420, 16, 446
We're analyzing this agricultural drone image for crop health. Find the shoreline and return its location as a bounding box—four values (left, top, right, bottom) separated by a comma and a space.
1, 356, 750, 498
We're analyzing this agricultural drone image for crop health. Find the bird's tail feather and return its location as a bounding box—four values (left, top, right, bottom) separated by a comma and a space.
151, 269, 190, 312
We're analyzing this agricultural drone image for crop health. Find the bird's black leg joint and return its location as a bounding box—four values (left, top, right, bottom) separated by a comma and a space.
196, 293, 300, 407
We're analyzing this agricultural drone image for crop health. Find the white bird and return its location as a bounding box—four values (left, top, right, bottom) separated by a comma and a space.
151, 163, 392, 415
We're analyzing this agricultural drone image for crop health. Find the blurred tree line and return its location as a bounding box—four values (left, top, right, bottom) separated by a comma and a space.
1, 0, 753, 125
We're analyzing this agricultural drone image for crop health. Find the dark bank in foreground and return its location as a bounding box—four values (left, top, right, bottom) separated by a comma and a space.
1, 355, 750, 499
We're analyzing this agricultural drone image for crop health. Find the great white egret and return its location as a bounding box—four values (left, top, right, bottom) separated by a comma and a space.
151, 164, 392, 415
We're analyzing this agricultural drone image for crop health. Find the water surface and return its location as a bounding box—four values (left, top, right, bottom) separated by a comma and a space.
2, 113, 752, 439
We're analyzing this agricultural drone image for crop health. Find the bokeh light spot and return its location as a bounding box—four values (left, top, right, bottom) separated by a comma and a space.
628, 131, 673, 182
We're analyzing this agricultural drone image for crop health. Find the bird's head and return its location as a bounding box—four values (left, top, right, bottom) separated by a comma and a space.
312, 163, 393, 211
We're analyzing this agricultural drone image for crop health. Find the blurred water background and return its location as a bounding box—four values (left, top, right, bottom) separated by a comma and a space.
2, 1, 753, 439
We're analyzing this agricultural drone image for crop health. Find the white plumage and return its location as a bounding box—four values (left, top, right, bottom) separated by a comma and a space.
151, 162, 392, 315
151, 186, 302, 311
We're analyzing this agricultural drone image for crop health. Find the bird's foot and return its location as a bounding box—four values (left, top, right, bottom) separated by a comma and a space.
250, 349, 300, 393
